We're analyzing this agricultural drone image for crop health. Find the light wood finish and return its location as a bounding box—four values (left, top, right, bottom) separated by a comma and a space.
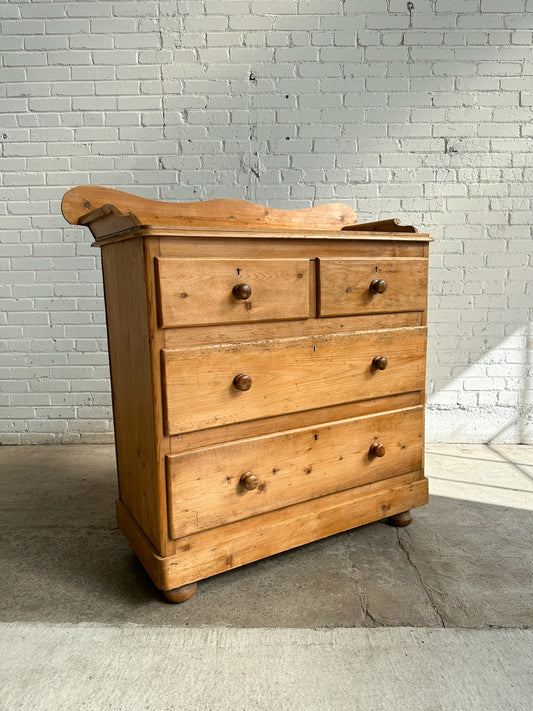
66, 187, 430, 602
166, 406, 423, 538
169, 391, 423, 455
155, 258, 310, 328
317, 258, 428, 317
100, 238, 163, 550
163, 311, 423, 350
117, 472, 428, 591
142, 236, 175, 558
62, 185, 357, 233
93, 228, 431, 250
158, 236, 430, 258
162, 326, 427, 435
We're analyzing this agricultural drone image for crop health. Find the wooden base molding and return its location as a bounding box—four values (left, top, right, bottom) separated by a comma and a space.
117, 473, 428, 593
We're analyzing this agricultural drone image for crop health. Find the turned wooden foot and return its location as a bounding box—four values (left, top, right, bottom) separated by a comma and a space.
162, 582, 197, 603
386, 510, 413, 527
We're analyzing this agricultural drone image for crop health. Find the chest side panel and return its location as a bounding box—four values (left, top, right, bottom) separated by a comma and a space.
100, 238, 166, 552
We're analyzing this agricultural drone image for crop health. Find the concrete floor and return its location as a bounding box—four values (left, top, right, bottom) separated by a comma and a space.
1, 443, 532, 709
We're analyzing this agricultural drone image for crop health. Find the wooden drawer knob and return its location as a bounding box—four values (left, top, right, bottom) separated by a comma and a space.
369, 442, 386, 458
232, 283, 252, 300
239, 472, 258, 490
233, 373, 252, 391
370, 279, 387, 294
372, 356, 388, 370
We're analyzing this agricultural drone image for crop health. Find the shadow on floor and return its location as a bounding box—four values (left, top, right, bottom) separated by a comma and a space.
1, 445, 531, 628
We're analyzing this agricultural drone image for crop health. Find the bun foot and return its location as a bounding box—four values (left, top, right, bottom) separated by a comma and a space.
163, 582, 197, 603
386, 510, 413, 527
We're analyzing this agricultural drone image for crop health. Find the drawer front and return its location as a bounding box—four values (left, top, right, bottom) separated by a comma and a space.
317, 258, 428, 317
166, 406, 424, 538
155, 257, 310, 328
162, 326, 426, 435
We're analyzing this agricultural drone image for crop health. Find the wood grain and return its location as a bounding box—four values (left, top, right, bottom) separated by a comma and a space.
142, 236, 175, 558
62, 185, 357, 232
154, 237, 429, 264
162, 326, 427, 435
162, 310, 422, 350
91, 229, 432, 249
169, 391, 422, 454
117, 472, 428, 590
100, 238, 163, 551
166, 405, 424, 538
317, 258, 428, 317
155, 257, 310, 328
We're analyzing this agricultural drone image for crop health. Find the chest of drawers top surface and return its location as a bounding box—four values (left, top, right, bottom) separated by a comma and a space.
62, 185, 431, 603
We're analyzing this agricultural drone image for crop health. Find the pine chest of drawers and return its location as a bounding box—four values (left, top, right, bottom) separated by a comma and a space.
62, 186, 431, 603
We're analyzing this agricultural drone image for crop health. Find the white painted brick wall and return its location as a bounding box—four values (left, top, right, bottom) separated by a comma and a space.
1, 1, 532, 444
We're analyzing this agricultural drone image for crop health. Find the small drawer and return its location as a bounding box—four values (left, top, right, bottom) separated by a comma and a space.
161, 326, 427, 435
166, 405, 424, 538
155, 257, 310, 328
317, 258, 428, 318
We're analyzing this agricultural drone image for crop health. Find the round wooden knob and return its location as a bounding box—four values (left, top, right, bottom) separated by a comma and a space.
232, 283, 252, 300
372, 356, 388, 370
233, 373, 252, 391
239, 472, 258, 490
370, 279, 387, 294
369, 442, 386, 458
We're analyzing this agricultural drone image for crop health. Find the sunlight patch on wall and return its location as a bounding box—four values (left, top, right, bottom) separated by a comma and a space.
426, 325, 532, 444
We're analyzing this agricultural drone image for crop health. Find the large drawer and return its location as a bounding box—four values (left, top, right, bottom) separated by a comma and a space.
166, 405, 424, 538
162, 326, 427, 435
155, 257, 310, 327
317, 258, 428, 317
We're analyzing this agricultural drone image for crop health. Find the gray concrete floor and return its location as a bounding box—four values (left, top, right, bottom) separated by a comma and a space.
1, 443, 532, 709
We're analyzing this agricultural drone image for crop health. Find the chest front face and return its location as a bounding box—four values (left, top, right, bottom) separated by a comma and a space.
154, 234, 428, 439
103, 229, 428, 596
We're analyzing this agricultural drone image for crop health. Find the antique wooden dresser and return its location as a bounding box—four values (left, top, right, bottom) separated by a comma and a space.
62, 186, 431, 603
